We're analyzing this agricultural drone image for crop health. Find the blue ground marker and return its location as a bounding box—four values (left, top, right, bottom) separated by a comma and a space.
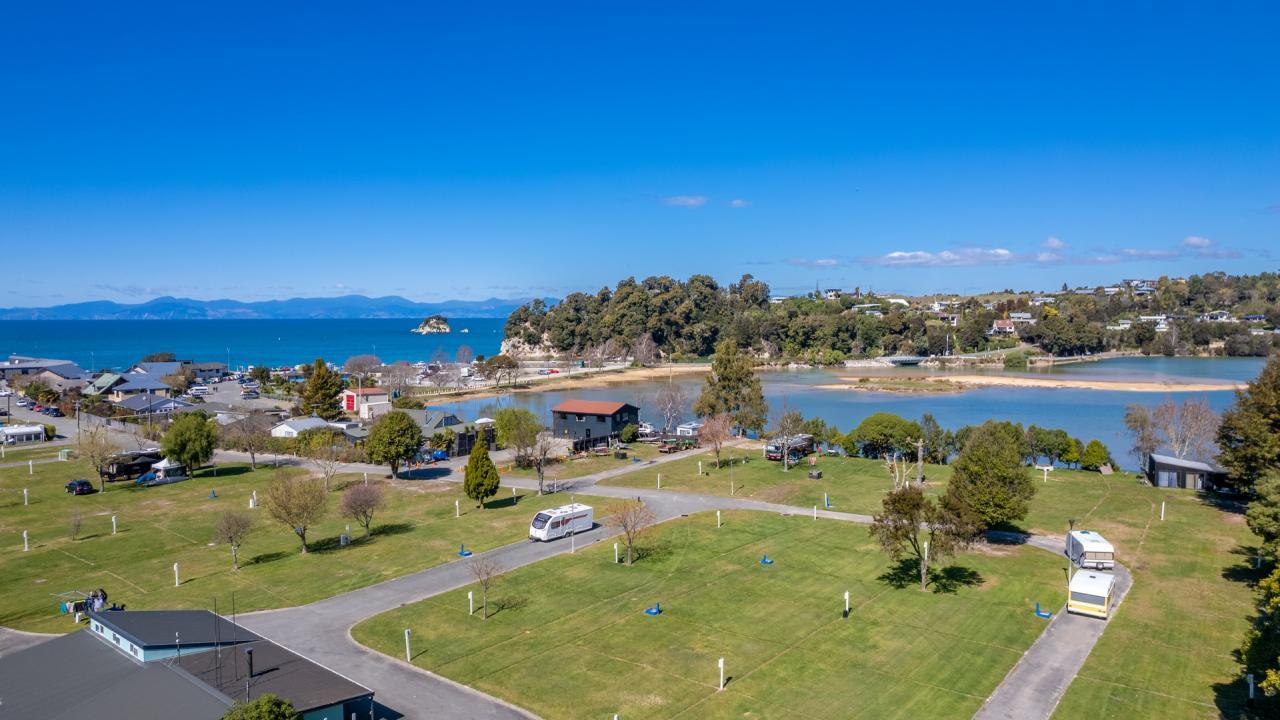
1034, 602, 1053, 619
208, 490, 217, 499
760, 554, 774, 566
643, 602, 662, 617
458, 544, 473, 557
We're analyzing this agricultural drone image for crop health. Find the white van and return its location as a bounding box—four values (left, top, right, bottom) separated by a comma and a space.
529, 504, 594, 541
1066, 530, 1115, 570
1067, 570, 1115, 619
188, 386, 212, 397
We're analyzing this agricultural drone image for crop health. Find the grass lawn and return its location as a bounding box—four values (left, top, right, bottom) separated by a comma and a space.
0, 457, 610, 633
0, 444, 72, 464
353, 511, 1065, 720
501, 442, 662, 481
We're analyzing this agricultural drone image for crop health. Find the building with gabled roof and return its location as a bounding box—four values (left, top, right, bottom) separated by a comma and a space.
551, 399, 639, 450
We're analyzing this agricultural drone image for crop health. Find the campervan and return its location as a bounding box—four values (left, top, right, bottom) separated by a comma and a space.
529, 504, 594, 541
1067, 570, 1115, 619
1066, 530, 1115, 570
189, 386, 213, 397
766, 434, 815, 461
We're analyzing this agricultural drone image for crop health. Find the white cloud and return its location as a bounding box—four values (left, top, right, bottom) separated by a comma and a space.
727, 198, 751, 208
788, 257, 839, 268
664, 195, 708, 208
1121, 248, 1181, 259
867, 247, 1018, 267
1182, 235, 1212, 248
334, 282, 348, 290
1042, 236, 1066, 250
1036, 252, 1063, 263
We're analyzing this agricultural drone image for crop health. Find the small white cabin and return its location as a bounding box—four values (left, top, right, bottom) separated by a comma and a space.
676, 421, 704, 437
1066, 530, 1115, 570
1067, 570, 1116, 619
529, 503, 594, 542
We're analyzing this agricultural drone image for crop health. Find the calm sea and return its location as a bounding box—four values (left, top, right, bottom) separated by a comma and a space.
0, 318, 507, 371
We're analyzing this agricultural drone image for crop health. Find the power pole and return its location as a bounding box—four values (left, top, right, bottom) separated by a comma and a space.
915, 438, 923, 485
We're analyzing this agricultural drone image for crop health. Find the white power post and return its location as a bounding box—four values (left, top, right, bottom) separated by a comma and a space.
173, 562, 180, 587
23, 488, 28, 505
29, 460, 33, 475
23, 530, 29, 552
455, 500, 460, 518
844, 590, 850, 617
404, 628, 412, 662
716, 510, 721, 528
657, 473, 661, 489
698, 460, 702, 476
614, 542, 619, 563
812, 505, 817, 520
363, 472, 368, 485
1160, 501, 1165, 521
468, 591, 474, 615
718, 657, 725, 691
112, 516, 117, 535
571, 533, 576, 553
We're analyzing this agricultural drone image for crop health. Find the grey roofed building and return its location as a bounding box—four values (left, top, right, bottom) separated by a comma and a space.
115, 393, 193, 414
131, 361, 184, 376
1145, 452, 1228, 490
115, 375, 172, 394
174, 638, 374, 715
0, 354, 82, 380
93, 609, 260, 652
406, 408, 468, 436
0, 631, 231, 720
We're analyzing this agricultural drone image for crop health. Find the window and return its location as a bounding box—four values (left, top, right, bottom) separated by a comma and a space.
532, 513, 550, 529
1070, 591, 1106, 606
576, 415, 584, 422
597, 416, 605, 423
550, 519, 561, 529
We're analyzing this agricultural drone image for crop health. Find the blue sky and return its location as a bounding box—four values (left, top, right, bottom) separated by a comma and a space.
2, 2, 1278, 305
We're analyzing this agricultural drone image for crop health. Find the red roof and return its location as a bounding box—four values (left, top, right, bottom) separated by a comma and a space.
345, 387, 389, 395
552, 400, 634, 416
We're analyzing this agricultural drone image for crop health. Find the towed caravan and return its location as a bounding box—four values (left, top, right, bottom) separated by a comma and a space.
1066, 530, 1115, 570
1066, 570, 1116, 619
529, 504, 594, 541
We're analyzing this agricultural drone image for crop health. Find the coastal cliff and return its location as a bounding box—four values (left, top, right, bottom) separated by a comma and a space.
411, 315, 452, 334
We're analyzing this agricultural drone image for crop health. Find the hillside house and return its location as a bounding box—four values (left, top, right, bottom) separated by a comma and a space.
989, 319, 1016, 336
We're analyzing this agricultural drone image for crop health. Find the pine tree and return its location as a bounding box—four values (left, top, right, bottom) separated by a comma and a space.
693, 339, 767, 434
299, 358, 343, 420
464, 440, 501, 509
944, 421, 1035, 530
1217, 354, 1280, 489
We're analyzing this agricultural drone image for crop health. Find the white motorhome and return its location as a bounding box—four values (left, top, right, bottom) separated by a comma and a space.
529, 503, 594, 541
1066, 530, 1115, 570
1067, 570, 1116, 619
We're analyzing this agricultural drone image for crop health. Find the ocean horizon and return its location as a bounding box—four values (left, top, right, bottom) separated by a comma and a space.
0, 318, 507, 371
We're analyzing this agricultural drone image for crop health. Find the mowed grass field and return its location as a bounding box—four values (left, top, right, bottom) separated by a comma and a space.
0, 457, 602, 633
501, 442, 662, 481
353, 511, 1065, 720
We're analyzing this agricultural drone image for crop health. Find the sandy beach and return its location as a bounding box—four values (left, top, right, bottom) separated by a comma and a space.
826, 374, 1245, 394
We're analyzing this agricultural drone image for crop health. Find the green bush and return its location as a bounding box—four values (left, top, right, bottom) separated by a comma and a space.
620, 423, 639, 443
43, 424, 57, 441
1003, 352, 1028, 371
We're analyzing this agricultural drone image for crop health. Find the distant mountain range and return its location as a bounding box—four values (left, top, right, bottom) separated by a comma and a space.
0, 295, 557, 320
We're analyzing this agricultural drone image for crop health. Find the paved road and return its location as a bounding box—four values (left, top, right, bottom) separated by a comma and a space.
0, 626, 57, 657
973, 534, 1134, 720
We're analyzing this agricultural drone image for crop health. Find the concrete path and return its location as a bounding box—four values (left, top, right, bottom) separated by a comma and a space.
0, 626, 57, 657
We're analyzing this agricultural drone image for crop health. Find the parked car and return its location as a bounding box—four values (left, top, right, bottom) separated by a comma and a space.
65, 480, 95, 495
32, 404, 45, 412
16, 398, 31, 407
45, 408, 64, 417
239, 391, 260, 399
0, 389, 13, 397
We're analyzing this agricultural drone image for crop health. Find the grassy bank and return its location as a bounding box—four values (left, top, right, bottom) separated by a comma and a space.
0, 458, 601, 633
353, 511, 1063, 720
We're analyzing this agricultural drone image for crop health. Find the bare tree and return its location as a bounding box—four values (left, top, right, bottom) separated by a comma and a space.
884, 452, 912, 490
1123, 404, 1160, 462
606, 499, 656, 566
769, 404, 805, 471
340, 482, 385, 537
222, 409, 271, 470
1151, 398, 1220, 460
212, 511, 253, 570
429, 366, 459, 389
469, 556, 505, 619
629, 332, 659, 366
455, 345, 475, 366
78, 426, 118, 493
383, 361, 418, 395
701, 413, 733, 468
532, 430, 559, 495
263, 474, 328, 554
651, 375, 689, 434
301, 429, 344, 492
68, 512, 83, 540
344, 354, 382, 379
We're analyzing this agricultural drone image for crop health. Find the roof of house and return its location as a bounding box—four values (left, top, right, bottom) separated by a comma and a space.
552, 400, 636, 416
0, 631, 230, 720
39, 363, 89, 379
407, 409, 468, 434
174, 638, 372, 713
273, 417, 331, 433
132, 362, 184, 376
344, 387, 390, 396
84, 372, 124, 395
1, 424, 47, 436
116, 375, 171, 393
116, 394, 193, 412
1149, 453, 1224, 473
1, 355, 78, 371
93, 609, 261, 649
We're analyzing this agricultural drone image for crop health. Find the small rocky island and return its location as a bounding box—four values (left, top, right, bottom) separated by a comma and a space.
411, 314, 452, 334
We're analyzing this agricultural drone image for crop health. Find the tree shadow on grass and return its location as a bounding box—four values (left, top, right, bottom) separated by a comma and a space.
372, 522, 414, 538
1222, 544, 1268, 587
247, 551, 289, 566
1197, 490, 1247, 515
489, 595, 528, 617
481, 494, 522, 510
197, 466, 250, 479
877, 558, 983, 594
399, 467, 454, 481
634, 539, 675, 564
1212, 674, 1275, 720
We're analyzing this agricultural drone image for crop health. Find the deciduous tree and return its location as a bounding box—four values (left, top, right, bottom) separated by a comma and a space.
222, 694, 297, 720
212, 511, 253, 570
161, 412, 218, 474
650, 375, 689, 434
843, 413, 922, 459
701, 413, 733, 468
870, 486, 976, 592
78, 426, 118, 492
493, 407, 541, 466
469, 556, 504, 619
340, 482, 385, 537
299, 427, 345, 491
1080, 439, 1113, 472
606, 499, 656, 566
263, 474, 327, 554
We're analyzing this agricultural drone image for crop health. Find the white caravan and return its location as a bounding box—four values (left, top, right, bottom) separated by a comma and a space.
1067, 570, 1116, 619
529, 504, 594, 541
1066, 530, 1115, 570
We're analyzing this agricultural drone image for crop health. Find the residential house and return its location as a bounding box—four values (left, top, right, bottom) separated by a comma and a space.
1145, 453, 1227, 491
0, 609, 373, 719
0, 355, 83, 382
551, 399, 640, 450
83, 372, 173, 402
1030, 296, 1057, 306
341, 387, 391, 418
114, 393, 193, 416
405, 409, 490, 456
1244, 314, 1267, 323
270, 417, 331, 438
26, 363, 89, 394
988, 319, 1016, 336
129, 361, 184, 378
189, 362, 227, 380
1197, 310, 1232, 323
1009, 312, 1036, 325
935, 313, 959, 327
823, 289, 843, 300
